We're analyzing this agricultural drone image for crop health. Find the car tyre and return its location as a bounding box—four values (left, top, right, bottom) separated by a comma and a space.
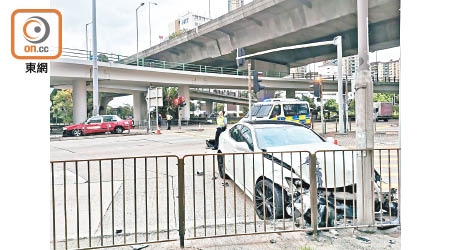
114, 126, 124, 134
72, 129, 82, 137
255, 179, 286, 220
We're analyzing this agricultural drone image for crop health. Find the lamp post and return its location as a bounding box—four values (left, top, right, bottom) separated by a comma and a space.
148, 2, 157, 48
136, 2, 145, 66
85, 22, 92, 59
92, 0, 99, 116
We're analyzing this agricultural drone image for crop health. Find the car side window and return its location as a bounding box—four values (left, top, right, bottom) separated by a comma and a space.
240, 125, 254, 151
230, 125, 243, 142
88, 117, 102, 124
103, 116, 113, 122
270, 105, 281, 118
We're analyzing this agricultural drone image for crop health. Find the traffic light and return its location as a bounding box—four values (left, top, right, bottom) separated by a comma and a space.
236, 48, 245, 67
313, 78, 322, 97
252, 71, 265, 93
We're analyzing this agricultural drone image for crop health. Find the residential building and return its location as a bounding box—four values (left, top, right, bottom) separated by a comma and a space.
317, 61, 338, 77
370, 60, 400, 82
168, 19, 180, 36
342, 55, 359, 77
179, 12, 211, 31
228, 0, 244, 12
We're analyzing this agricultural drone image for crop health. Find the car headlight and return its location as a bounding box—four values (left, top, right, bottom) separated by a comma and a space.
63, 127, 67, 130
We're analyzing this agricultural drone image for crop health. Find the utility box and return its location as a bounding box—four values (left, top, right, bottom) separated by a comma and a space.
373, 102, 393, 121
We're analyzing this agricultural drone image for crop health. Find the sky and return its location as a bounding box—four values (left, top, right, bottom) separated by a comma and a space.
51, 0, 399, 107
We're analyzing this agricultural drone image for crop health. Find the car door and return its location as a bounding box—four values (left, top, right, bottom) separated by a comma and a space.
221, 124, 243, 180
234, 125, 255, 195
101, 115, 115, 132
85, 116, 103, 134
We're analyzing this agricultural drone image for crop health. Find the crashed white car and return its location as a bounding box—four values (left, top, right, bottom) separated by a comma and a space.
215, 120, 397, 227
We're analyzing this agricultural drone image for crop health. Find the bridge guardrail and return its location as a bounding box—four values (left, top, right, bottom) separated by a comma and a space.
58, 48, 400, 83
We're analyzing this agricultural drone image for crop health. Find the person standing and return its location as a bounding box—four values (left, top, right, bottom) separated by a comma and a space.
158, 113, 162, 128
166, 113, 173, 130
214, 111, 227, 150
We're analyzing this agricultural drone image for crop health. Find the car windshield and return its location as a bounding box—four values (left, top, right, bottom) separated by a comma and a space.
255, 126, 323, 148
284, 104, 309, 116
255, 105, 272, 117
244, 105, 261, 118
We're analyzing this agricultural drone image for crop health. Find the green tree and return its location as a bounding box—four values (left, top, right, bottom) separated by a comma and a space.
98, 54, 109, 62
51, 89, 73, 124
163, 87, 179, 118
214, 103, 224, 112
300, 94, 316, 109
324, 99, 338, 112
373, 93, 394, 103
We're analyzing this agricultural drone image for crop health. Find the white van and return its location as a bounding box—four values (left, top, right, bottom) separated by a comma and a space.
242, 98, 312, 127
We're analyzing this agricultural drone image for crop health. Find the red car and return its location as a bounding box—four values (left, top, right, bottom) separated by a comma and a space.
63, 115, 134, 137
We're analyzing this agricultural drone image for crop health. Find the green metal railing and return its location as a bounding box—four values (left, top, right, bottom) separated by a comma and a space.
60, 48, 292, 79
59, 48, 400, 83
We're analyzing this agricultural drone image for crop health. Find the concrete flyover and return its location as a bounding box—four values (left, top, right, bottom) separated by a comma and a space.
50, 58, 398, 93
129, 0, 400, 69
50, 58, 398, 123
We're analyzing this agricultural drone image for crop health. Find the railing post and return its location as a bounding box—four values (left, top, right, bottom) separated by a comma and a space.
178, 158, 186, 248
163, 61, 166, 69
308, 153, 319, 236
142, 58, 145, 66
236, 69, 239, 75
199, 65, 202, 72
221, 67, 223, 74
182, 63, 185, 71
117, 55, 120, 63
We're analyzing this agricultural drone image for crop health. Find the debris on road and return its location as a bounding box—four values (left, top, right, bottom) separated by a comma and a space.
355, 236, 371, 243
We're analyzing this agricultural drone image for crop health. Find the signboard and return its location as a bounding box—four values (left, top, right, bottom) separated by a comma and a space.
146, 87, 163, 107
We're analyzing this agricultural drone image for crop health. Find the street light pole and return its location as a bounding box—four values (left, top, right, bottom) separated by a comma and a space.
92, 0, 99, 116
136, 3, 145, 66
85, 22, 91, 59
148, 2, 157, 48
355, 0, 375, 228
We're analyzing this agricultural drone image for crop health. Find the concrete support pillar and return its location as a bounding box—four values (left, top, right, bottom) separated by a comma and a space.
72, 80, 87, 124
178, 85, 190, 121
99, 96, 114, 115
286, 89, 296, 98
133, 92, 147, 121
205, 101, 213, 115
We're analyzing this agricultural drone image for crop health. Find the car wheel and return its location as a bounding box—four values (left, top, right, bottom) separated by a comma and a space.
255, 179, 286, 220
72, 129, 82, 137
114, 126, 124, 134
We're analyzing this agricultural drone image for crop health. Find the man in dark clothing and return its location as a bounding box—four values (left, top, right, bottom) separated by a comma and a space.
213, 111, 227, 150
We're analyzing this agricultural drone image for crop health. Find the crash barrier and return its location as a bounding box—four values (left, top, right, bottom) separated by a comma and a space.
51, 156, 180, 250
51, 148, 400, 249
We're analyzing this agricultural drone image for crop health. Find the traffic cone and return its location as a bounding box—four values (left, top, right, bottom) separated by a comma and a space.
198, 123, 204, 131
334, 138, 338, 145
156, 125, 161, 134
